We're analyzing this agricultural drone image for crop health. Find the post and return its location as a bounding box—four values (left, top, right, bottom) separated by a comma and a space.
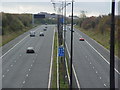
63, 0, 66, 84
110, 0, 115, 90
32, 14, 34, 26
70, 0, 73, 90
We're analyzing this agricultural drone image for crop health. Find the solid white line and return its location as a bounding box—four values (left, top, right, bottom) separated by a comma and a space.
65, 58, 70, 84
65, 42, 81, 89
72, 65, 81, 89
85, 40, 120, 75
0, 35, 29, 58
48, 28, 55, 89
0, 26, 40, 59
57, 30, 59, 89
76, 31, 120, 75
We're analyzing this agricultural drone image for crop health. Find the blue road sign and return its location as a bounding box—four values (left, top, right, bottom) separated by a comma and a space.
58, 47, 64, 57
60, 18, 64, 23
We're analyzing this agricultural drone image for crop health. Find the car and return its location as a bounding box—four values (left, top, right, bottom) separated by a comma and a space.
43, 28, 47, 31
40, 32, 44, 36
26, 47, 35, 53
45, 26, 47, 28
79, 38, 85, 41
30, 31, 35, 37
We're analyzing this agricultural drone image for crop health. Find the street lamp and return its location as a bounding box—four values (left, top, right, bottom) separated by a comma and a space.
110, 0, 115, 90
70, 0, 74, 89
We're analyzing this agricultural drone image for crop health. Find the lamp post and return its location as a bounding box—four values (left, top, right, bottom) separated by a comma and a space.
70, 0, 74, 89
110, 0, 115, 90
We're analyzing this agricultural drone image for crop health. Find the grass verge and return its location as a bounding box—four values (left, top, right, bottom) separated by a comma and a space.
1, 25, 37, 46
75, 26, 119, 58
51, 31, 57, 88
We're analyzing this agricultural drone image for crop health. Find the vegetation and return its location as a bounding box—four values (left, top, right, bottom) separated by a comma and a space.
34, 18, 57, 24
1, 12, 57, 46
51, 32, 57, 88
75, 15, 120, 57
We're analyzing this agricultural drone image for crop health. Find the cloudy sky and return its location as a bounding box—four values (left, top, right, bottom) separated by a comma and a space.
0, 0, 120, 17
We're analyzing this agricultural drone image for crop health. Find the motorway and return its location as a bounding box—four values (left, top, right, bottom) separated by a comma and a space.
1, 25, 55, 88
65, 26, 120, 88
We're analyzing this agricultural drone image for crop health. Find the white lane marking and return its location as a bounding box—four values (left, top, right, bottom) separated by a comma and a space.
72, 64, 81, 89
85, 56, 87, 58
65, 42, 81, 89
1, 35, 29, 58
100, 77, 102, 79
76, 31, 120, 75
93, 67, 94, 69
96, 71, 98, 74
23, 81, 25, 84
29, 69, 31, 71
7, 69, 9, 72
56, 30, 59, 89
33, 60, 35, 63
1, 26, 40, 59
26, 74, 28, 77
65, 58, 70, 84
20, 54, 22, 56
48, 28, 55, 89
2, 75, 5, 78
104, 84, 106, 87
14, 60, 16, 62
10, 65, 13, 67
85, 40, 120, 75
90, 62, 91, 65
31, 64, 33, 67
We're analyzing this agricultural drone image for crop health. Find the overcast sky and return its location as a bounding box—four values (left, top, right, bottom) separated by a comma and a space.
0, 0, 120, 17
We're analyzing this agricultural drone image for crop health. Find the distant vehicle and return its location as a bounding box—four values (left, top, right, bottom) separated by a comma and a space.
79, 38, 85, 41
45, 23, 47, 25
39, 32, 44, 36
30, 31, 35, 37
43, 28, 47, 31
45, 26, 47, 28
26, 47, 35, 53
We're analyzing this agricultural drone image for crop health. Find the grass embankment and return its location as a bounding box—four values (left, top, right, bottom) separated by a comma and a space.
1, 25, 36, 46
51, 32, 57, 88
75, 26, 119, 57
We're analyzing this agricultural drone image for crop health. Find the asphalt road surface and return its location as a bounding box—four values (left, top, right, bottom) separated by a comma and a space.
65, 26, 120, 89
2, 25, 55, 88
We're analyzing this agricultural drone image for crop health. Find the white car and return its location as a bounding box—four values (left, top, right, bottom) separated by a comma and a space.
30, 31, 35, 37
39, 32, 44, 36
26, 47, 35, 53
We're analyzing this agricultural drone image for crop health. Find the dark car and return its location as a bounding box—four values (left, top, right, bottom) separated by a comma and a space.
43, 28, 47, 31
26, 47, 35, 53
